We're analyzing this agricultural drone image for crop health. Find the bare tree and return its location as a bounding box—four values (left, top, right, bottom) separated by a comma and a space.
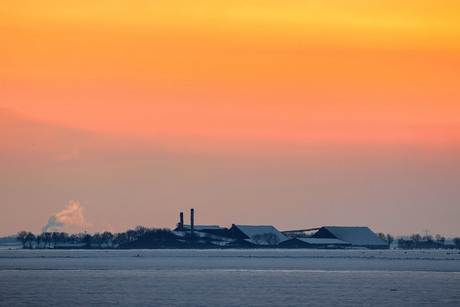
76, 232, 87, 243
102, 232, 114, 247
378, 233, 387, 241
410, 234, 422, 248
25, 232, 35, 249
35, 234, 43, 249
263, 233, 280, 245
82, 234, 92, 247
16, 231, 28, 249
59, 232, 69, 244
113, 232, 128, 247
134, 226, 148, 238
69, 234, 79, 244
43, 232, 52, 248
453, 237, 460, 249
423, 235, 433, 243
126, 229, 137, 242
251, 234, 264, 244
386, 234, 394, 245
435, 234, 446, 246
440, 237, 446, 246
93, 233, 104, 248
398, 237, 414, 249
51, 232, 61, 248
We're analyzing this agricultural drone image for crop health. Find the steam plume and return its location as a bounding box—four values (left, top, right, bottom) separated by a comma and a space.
42, 200, 93, 232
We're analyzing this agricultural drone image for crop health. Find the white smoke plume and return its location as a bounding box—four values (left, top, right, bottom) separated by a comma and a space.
42, 200, 93, 233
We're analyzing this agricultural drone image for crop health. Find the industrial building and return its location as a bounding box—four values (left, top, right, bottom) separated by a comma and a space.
279, 237, 352, 249
311, 226, 390, 249
172, 209, 389, 249
229, 224, 288, 245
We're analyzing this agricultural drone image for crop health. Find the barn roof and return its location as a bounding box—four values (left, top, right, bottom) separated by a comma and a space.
443, 239, 457, 247
315, 226, 388, 246
297, 238, 351, 245
233, 225, 288, 243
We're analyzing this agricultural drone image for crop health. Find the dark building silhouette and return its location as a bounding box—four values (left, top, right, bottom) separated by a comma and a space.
311, 226, 389, 249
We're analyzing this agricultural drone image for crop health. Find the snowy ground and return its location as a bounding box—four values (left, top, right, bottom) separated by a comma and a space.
1, 249, 459, 306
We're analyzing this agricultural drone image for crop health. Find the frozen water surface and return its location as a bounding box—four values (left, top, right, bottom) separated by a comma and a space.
1, 249, 459, 306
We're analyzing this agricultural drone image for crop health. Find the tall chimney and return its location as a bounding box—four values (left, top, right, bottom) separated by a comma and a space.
179, 212, 184, 230
190, 208, 194, 235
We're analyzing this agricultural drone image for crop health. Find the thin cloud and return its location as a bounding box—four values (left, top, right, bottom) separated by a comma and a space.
57, 146, 81, 161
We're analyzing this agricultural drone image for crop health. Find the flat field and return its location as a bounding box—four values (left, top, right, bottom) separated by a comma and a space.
1, 249, 459, 306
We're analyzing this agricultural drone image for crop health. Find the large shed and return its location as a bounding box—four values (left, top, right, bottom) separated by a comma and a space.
229, 224, 288, 245
279, 237, 351, 249
312, 226, 389, 249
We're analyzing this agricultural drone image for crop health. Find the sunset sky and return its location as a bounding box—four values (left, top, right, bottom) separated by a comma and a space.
1, 1, 459, 237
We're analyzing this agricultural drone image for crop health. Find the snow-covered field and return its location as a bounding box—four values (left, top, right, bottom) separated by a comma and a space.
1, 249, 459, 306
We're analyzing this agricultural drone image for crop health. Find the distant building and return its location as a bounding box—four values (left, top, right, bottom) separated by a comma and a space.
311, 226, 389, 249
229, 224, 288, 245
443, 239, 458, 249
279, 237, 352, 249
173, 224, 231, 238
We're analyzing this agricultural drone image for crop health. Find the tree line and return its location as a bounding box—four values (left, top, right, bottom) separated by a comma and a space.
14, 227, 460, 249
397, 234, 460, 249
15, 226, 173, 249
377, 232, 460, 249
377, 233, 395, 245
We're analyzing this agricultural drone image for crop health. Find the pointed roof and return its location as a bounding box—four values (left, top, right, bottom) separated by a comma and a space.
297, 238, 351, 246
232, 225, 288, 243
313, 226, 388, 247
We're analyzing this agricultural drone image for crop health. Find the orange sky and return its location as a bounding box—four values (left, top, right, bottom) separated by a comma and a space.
1, 1, 459, 236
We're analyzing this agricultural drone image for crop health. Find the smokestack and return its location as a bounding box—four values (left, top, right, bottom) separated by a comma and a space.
179, 212, 184, 230
190, 208, 194, 235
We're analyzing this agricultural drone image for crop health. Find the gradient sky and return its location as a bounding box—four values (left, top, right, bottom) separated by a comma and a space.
1, 1, 459, 237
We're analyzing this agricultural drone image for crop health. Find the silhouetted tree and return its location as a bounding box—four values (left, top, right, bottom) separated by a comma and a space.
263, 233, 280, 245
35, 233, 43, 249
423, 235, 433, 243
139, 228, 175, 243
126, 229, 137, 242
51, 232, 60, 247
69, 234, 79, 244
76, 232, 87, 243
134, 226, 148, 238
410, 234, 422, 248
82, 234, 92, 247
435, 234, 446, 246
287, 232, 312, 239
102, 232, 114, 247
251, 234, 264, 244
398, 237, 414, 249
386, 234, 394, 245
378, 233, 387, 241
454, 237, 460, 249
113, 232, 128, 247
93, 233, 104, 248
16, 231, 28, 248
59, 232, 69, 244
43, 232, 52, 248
25, 232, 35, 249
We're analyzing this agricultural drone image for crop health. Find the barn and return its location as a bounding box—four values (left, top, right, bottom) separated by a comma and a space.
229, 224, 288, 245
311, 226, 389, 249
279, 237, 351, 249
